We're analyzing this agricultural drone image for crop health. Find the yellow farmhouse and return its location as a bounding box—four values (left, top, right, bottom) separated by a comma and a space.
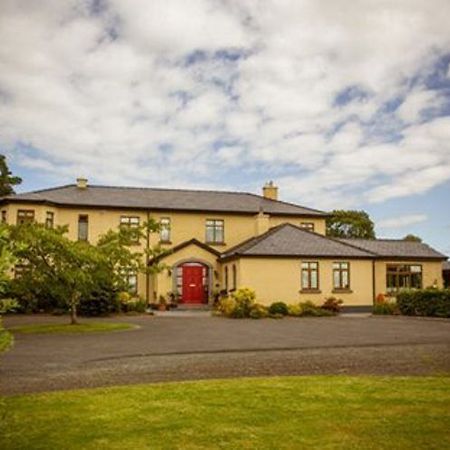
0, 178, 446, 311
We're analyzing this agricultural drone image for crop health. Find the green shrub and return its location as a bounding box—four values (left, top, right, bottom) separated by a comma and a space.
79, 285, 119, 317
268, 301, 289, 316
373, 301, 398, 315
321, 296, 343, 313
269, 312, 284, 319
397, 288, 450, 317
249, 304, 269, 319
217, 297, 236, 316
287, 304, 303, 317
217, 288, 256, 318
300, 301, 334, 317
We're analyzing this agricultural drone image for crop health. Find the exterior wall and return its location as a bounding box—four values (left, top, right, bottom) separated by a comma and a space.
238, 257, 374, 307
269, 215, 326, 235
374, 260, 444, 296
2, 202, 326, 247
154, 243, 220, 302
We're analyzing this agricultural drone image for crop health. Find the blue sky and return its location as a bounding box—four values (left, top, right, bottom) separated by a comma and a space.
1, 0, 450, 254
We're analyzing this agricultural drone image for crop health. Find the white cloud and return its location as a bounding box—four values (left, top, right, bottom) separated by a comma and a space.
397, 89, 444, 123
378, 214, 428, 229
0, 0, 449, 208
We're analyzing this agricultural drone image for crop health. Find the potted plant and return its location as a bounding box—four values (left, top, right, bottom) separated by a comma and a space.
158, 295, 167, 311
168, 291, 179, 309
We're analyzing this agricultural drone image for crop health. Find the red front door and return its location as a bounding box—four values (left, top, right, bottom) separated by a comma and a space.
182, 265, 207, 303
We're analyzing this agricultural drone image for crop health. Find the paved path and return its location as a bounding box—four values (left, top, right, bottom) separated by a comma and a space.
1, 314, 449, 395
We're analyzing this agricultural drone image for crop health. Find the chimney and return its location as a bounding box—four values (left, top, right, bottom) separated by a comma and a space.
255, 210, 270, 236
76, 177, 88, 189
262, 181, 278, 200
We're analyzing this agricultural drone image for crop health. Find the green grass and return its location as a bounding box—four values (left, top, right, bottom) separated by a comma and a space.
1, 376, 449, 449
0, 323, 13, 352
10, 322, 135, 334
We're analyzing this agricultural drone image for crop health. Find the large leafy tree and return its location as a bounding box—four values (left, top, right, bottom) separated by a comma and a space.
326, 210, 376, 239
10, 224, 102, 324
0, 155, 22, 196
9, 220, 169, 323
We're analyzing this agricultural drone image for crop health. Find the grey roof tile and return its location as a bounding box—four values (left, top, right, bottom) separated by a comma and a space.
338, 238, 446, 260
1, 184, 328, 216
221, 223, 375, 259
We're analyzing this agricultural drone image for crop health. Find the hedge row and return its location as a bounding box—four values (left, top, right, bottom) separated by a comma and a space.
396, 288, 450, 318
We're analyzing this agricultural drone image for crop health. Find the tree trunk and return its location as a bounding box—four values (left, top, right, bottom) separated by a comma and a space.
69, 293, 79, 325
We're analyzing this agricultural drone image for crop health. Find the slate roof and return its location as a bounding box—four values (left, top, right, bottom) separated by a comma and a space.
1, 184, 327, 217
338, 238, 447, 260
220, 223, 376, 259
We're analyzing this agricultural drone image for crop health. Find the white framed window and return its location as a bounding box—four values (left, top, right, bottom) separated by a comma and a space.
120, 216, 140, 243
160, 217, 171, 242
206, 219, 224, 243
333, 262, 350, 289
300, 222, 315, 232
78, 215, 89, 241
301, 262, 319, 290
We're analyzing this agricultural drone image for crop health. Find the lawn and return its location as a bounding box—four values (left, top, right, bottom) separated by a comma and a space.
10, 322, 135, 334
0, 323, 12, 352
1, 376, 449, 450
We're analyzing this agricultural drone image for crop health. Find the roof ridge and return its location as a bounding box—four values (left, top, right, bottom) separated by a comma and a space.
8, 184, 74, 197
8, 183, 327, 215
283, 223, 379, 256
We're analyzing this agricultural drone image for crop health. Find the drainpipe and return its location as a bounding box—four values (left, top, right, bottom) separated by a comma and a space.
372, 259, 376, 307
145, 210, 150, 304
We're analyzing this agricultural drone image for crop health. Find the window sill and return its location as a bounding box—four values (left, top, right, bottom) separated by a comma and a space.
332, 289, 353, 294
206, 242, 226, 246
159, 241, 172, 245
299, 289, 321, 294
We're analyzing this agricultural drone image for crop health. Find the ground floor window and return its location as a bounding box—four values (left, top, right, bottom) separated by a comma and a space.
333, 262, 350, 290
301, 261, 318, 289
386, 264, 422, 292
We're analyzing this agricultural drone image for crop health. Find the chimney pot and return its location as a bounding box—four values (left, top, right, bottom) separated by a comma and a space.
76, 177, 88, 189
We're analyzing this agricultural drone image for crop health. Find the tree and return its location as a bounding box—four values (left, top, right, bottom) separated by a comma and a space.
403, 234, 422, 242
326, 210, 375, 239
10, 224, 102, 324
0, 155, 22, 196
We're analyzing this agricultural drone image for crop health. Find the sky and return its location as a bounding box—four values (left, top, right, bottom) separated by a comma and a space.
0, 0, 449, 254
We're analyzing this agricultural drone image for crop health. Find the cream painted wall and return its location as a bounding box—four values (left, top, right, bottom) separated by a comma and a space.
269, 216, 326, 235
2, 202, 326, 247
238, 257, 374, 306
374, 260, 444, 296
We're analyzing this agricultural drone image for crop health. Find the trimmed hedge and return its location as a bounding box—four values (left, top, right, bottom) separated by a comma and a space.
396, 288, 450, 318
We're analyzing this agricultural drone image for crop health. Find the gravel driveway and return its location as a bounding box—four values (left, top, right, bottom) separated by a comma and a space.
1, 314, 450, 395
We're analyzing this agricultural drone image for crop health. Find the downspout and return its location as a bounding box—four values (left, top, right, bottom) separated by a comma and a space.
372, 259, 376, 307
146, 210, 150, 304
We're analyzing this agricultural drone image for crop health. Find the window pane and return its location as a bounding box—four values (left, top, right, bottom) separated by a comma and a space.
302, 270, 309, 289
78, 215, 88, 241
333, 270, 340, 288
342, 270, 349, 288
310, 269, 318, 289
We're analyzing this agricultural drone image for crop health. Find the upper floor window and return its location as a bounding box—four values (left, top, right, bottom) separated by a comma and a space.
206, 219, 224, 244
387, 264, 422, 292
45, 211, 54, 229
301, 261, 319, 290
333, 262, 350, 290
160, 217, 171, 242
78, 215, 89, 241
17, 209, 35, 225
120, 216, 140, 243
300, 222, 315, 232
1, 210, 6, 223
